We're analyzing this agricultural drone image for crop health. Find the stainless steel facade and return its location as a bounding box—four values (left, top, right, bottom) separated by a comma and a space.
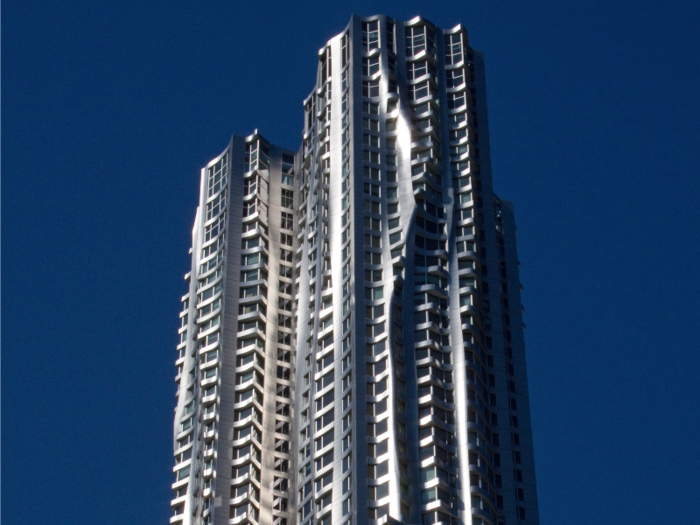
170, 15, 539, 525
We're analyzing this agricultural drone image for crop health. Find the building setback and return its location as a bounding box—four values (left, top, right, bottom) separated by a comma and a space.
170, 14, 539, 525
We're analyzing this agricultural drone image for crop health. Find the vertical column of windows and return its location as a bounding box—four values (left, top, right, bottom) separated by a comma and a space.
493, 199, 528, 522
181, 154, 230, 524
297, 90, 317, 525
405, 23, 462, 525
382, 20, 399, 220
361, 20, 394, 523
172, 293, 193, 523
384, 91, 403, 261
317, 44, 337, 525
298, 43, 346, 525
272, 154, 297, 525
231, 140, 273, 525
364, 245, 390, 524
361, 20, 381, 114
405, 32, 440, 419
336, 37, 353, 523
381, 29, 408, 512
361, 26, 387, 523
342, 32, 350, 68
386, 21, 396, 54
444, 33, 504, 525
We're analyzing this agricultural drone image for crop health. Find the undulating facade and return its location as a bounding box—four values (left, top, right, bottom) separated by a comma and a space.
170, 14, 539, 525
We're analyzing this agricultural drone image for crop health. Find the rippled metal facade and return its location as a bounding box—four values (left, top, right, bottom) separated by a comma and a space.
170, 15, 539, 525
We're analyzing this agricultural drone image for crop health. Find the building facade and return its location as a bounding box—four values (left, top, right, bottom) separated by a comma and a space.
170, 14, 539, 525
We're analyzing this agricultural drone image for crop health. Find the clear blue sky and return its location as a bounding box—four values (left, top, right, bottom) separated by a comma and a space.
3, 1, 700, 523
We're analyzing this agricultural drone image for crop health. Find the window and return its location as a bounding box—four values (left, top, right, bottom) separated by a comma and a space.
369, 482, 389, 501
407, 61, 431, 80
281, 189, 294, 208
176, 465, 191, 481
445, 33, 463, 64
280, 232, 293, 246
366, 304, 384, 319
204, 215, 225, 242
362, 80, 379, 97
364, 217, 381, 230
316, 450, 333, 471
314, 416, 334, 443
277, 331, 291, 346
365, 269, 382, 282
341, 32, 350, 67
206, 191, 226, 220
406, 26, 427, 57
386, 21, 395, 52
362, 21, 379, 52
243, 177, 258, 196
363, 118, 379, 131
363, 81, 379, 98
315, 371, 334, 393
364, 166, 380, 180
364, 183, 380, 197
364, 234, 381, 248
363, 56, 380, 76
316, 390, 335, 412
315, 471, 334, 497
446, 68, 465, 88
241, 268, 264, 282
367, 438, 388, 457
363, 102, 379, 115
241, 252, 265, 267
365, 286, 384, 301
364, 150, 380, 164
364, 199, 380, 214
207, 156, 228, 197
243, 201, 257, 217
241, 236, 262, 250
280, 212, 293, 230
365, 251, 382, 264
450, 128, 468, 142
366, 323, 385, 338
409, 81, 430, 101
316, 353, 334, 373
367, 421, 388, 439
278, 313, 292, 328
363, 134, 380, 147
282, 154, 294, 182
447, 92, 466, 110
279, 264, 292, 279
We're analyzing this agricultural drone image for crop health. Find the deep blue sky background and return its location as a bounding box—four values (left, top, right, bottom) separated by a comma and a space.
3, 0, 700, 523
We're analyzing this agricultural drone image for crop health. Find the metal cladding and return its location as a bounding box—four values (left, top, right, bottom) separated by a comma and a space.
170, 15, 539, 525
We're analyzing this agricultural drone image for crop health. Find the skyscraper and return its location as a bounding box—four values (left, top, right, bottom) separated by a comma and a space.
170, 14, 539, 525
